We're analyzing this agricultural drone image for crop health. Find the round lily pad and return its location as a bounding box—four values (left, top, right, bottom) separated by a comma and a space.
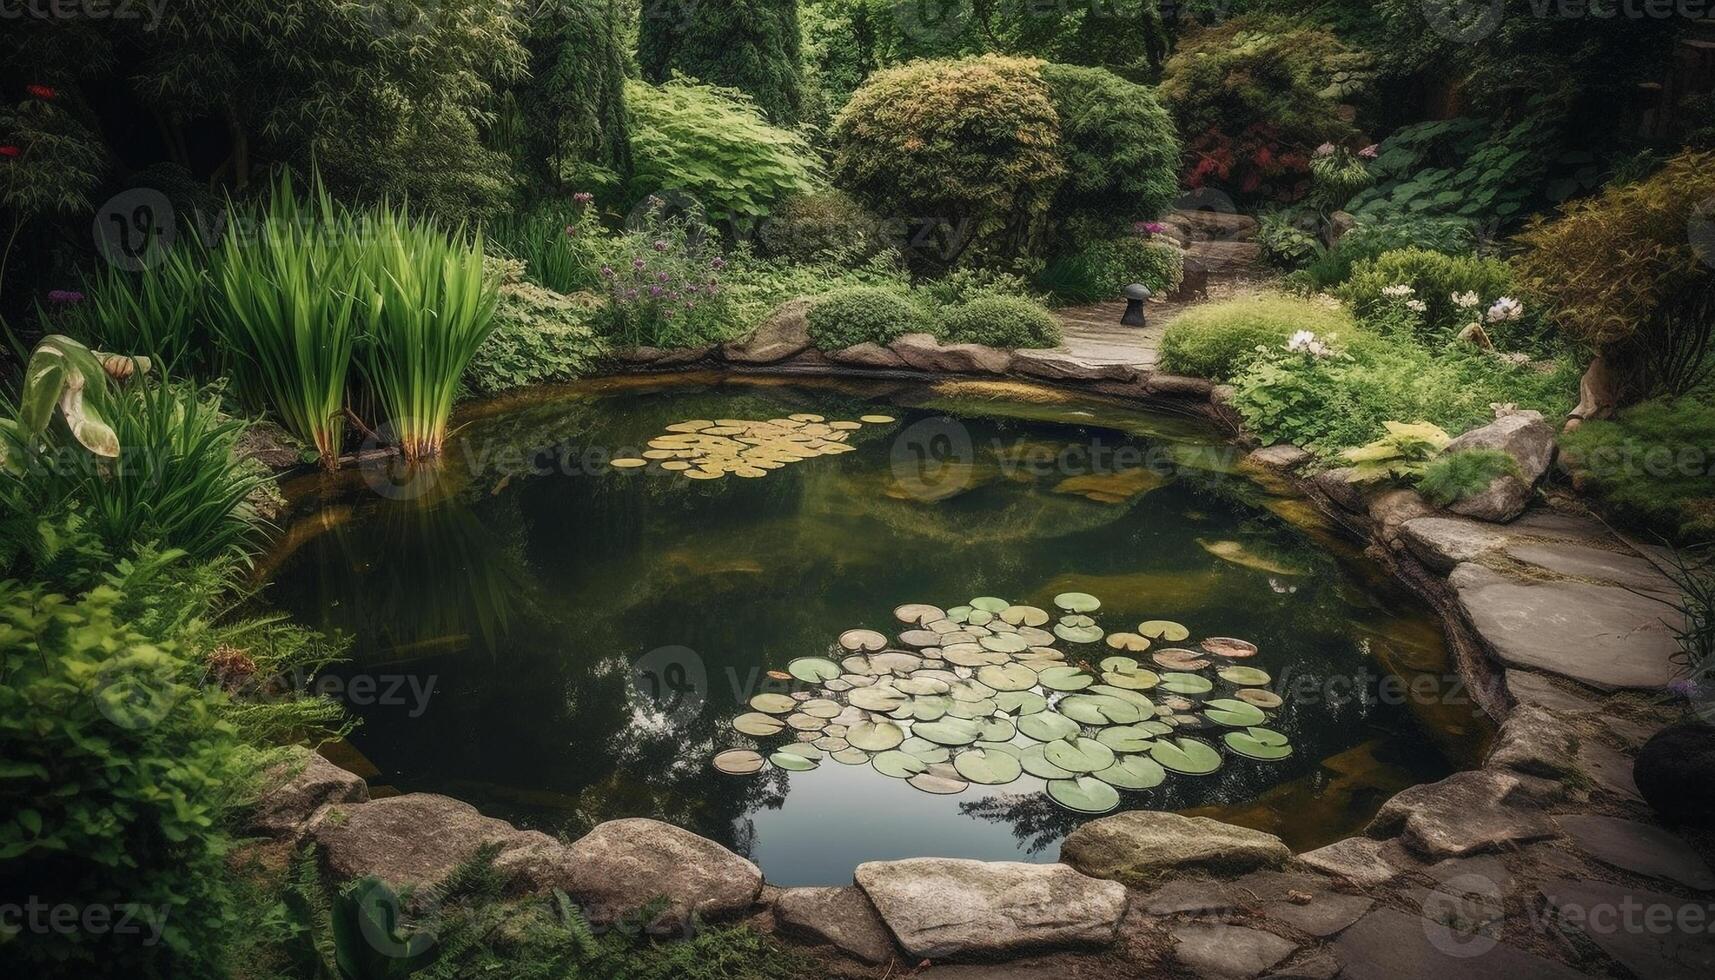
1105, 632, 1151, 652
891, 695, 951, 722
732, 712, 785, 736
969, 596, 1011, 613
1000, 605, 1050, 627
872, 750, 928, 779
1054, 622, 1105, 644
1093, 754, 1167, 790
849, 686, 908, 712
1203, 698, 1267, 727
1096, 726, 1159, 753
954, 747, 1024, 785
1137, 620, 1190, 641
1202, 637, 1259, 659
947, 679, 997, 702
1236, 688, 1284, 709
976, 663, 1036, 692
847, 720, 905, 751
869, 651, 923, 675
898, 737, 952, 764
1153, 649, 1211, 670
980, 633, 1028, 654
839, 628, 889, 652
1037, 665, 1094, 691
800, 698, 843, 719
946, 698, 998, 719
914, 718, 982, 746
897, 630, 942, 648
1158, 671, 1214, 695
1046, 776, 1120, 814
978, 716, 1017, 742
712, 749, 764, 775
907, 771, 968, 795
749, 693, 797, 714
1054, 592, 1101, 613
894, 603, 944, 626
967, 608, 995, 626
785, 712, 826, 731
1044, 735, 1116, 773
830, 748, 871, 765
1150, 737, 1223, 775
895, 676, 951, 696
787, 657, 840, 684
1218, 666, 1272, 686
770, 751, 819, 772
775, 742, 822, 760
1019, 744, 1076, 779
994, 690, 1048, 716
1017, 710, 1079, 742
1224, 727, 1293, 760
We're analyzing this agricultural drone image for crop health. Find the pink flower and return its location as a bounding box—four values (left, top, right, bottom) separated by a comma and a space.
1358, 144, 1379, 159
1314, 142, 1336, 158
631, 257, 646, 270
0, 146, 19, 158
711, 257, 726, 270
601, 265, 614, 278
652, 239, 668, 252
47, 289, 84, 303
572, 191, 593, 204
564, 224, 577, 237
25, 85, 55, 100
657, 272, 669, 283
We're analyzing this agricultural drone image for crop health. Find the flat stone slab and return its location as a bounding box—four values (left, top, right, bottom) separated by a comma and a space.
1296, 836, 1415, 887
1539, 878, 1715, 980
1060, 811, 1290, 886
312, 794, 566, 893
1504, 540, 1678, 595
1170, 923, 1296, 979
1263, 890, 1373, 938
773, 886, 896, 964
1555, 814, 1715, 889
560, 818, 762, 923
1368, 770, 1560, 858
1505, 670, 1599, 715
888, 333, 1012, 375
1450, 562, 1680, 689
1400, 517, 1509, 572
1010, 348, 1141, 382
1485, 703, 1581, 779
855, 858, 1127, 960
1576, 738, 1642, 802
1335, 906, 1588, 980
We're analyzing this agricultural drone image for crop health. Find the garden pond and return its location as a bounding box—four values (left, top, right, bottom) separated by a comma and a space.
262, 373, 1490, 886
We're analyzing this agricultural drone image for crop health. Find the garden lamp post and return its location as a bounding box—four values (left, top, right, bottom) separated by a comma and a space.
1121, 284, 1151, 327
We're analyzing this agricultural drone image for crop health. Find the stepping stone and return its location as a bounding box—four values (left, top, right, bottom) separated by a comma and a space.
1296, 836, 1415, 887
559, 818, 764, 923
1575, 739, 1642, 802
1505, 670, 1599, 715
854, 858, 1126, 960
1060, 811, 1290, 886
1399, 517, 1509, 572
1504, 540, 1679, 596
1556, 814, 1715, 889
1335, 907, 1587, 980
1263, 891, 1373, 937
773, 886, 897, 964
1486, 704, 1581, 779
1449, 563, 1681, 689
1539, 878, 1715, 980
1139, 876, 1242, 915
1367, 770, 1560, 859
1170, 923, 1296, 980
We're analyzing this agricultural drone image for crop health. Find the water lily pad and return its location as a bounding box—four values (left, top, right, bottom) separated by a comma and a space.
1202, 637, 1259, 659
1100, 659, 1161, 690
1225, 727, 1293, 760
776, 742, 823, 760
1093, 754, 1167, 790
898, 737, 951, 764
1158, 671, 1214, 695
1017, 626, 1057, 646
847, 720, 905, 751
954, 747, 1024, 784
1017, 711, 1079, 742
872, 750, 928, 779
1046, 776, 1120, 814
1019, 744, 1076, 779
1037, 665, 1094, 692
712, 749, 764, 775
970, 596, 1010, 613
1054, 622, 1105, 644
897, 629, 942, 648
1096, 726, 1159, 753
1088, 685, 1155, 708
732, 712, 785, 736
1150, 737, 1223, 775
1152, 649, 1211, 670
979, 633, 1028, 654
966, 608, 995, 626
1137, 620, 1190, 641
1235, 688, 1284, 709
839, 629, 889, 652
893, 603, 944, 626
947, 679, 997, 702
914, 718, 982, 746
812, 735, 849, 752
1218, 666, 1272, 686
1054, 592, 1101, 613
1203, 698, 1267, 727
831, 747, 871, 765
1105, 632, 1151, 652
849, 686, 908, 712
860, 414, 896, 424
787, 658, 841, 684
609, 458, 647, 469
946, 698, 998, 719
994, 690, 1048, 716
944, 605, 972, 624
976, 663, 1036, 692
1000, 605, 1050, 627
891, 695, 951, 722
907, 771, 968, 795
1059, 694, 1148, 726
785, 712, 826, 731
941, 643, 1000, 667
978, 716, 1017, 741
770, 751, 819, 772
749, 693, 797, 714
895, 676, 950, 696
1044, 735, 1116, 773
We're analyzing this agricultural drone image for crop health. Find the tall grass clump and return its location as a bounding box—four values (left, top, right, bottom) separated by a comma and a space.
209, 172, 362, 469
46, 242, 215, 375
358, 209, 500, 460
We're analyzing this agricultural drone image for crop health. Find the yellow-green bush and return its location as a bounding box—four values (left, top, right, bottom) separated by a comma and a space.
1158, 293, 1358, 381
805, 287, 930, 350
937, 296, 1062, 349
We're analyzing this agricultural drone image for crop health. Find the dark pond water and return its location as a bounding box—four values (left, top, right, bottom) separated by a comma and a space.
262, 373, 1489, 885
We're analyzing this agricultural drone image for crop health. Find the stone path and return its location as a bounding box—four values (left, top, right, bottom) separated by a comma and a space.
1050, 271, 1277, 372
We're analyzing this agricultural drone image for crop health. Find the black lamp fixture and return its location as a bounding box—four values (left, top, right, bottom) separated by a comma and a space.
1121, 283, 1151, 327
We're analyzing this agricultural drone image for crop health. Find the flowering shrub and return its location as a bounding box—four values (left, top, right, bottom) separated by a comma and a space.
1158, 293, 1357, 381
1338, 247, 1523, 342
594, 206, 736, 348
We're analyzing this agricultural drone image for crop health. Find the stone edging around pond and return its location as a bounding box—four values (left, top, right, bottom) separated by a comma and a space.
251, 332, 1707, 978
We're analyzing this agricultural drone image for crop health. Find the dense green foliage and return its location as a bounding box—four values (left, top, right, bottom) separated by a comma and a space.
1041, 237, 1184, 304
639, 0, 804, 124
594, 208, 739, 348
507, 2, 632, 194
1419, 449, 1521, 507
758, 190, 887, 266
1338, 248, 1520, 340
1039, 63, 1180, 239
1562, 396, 1715, 543
466, 277, 606, 396
805, 286, 930, 350
1159, 294, 1358, 381
937, 296, 1062, 349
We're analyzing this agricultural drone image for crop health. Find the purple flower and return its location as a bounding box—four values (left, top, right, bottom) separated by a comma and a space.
631, 257, 646, 270
1669, 678, 1701, 699
711, 257, 727, 270
657, 272, 669, 283
625, 288, 639, 300
564, 224, 577, 237
601, 265, 615, 278
572, 191, 594, 204
47, 289, 85, 304
652, 239, 669, 252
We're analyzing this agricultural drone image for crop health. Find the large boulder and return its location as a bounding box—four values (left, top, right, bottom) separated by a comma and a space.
559, 818, 763, 924
1366, 770, 1559, 858
828, 341, 911, 370
888, 333, 1013, 375
250, 748, 369, 839
1634, 722, 1715, 826
1008, 349, 1139, 383
773, 886, 897, 964
1060, 811, 1289, 886
1398, 517, 1507, 572
722, 299, 812, 364
854, 858, 1126, 960
311, 794, 567, 894
1441, 411, 1556, 522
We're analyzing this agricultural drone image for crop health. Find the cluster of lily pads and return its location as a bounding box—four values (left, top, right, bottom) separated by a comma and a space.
711, 593, 1291, 815
609, 413, 895, 480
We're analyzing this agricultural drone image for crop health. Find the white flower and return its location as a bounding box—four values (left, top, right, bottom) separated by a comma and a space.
1381, 284, 1414, 299
1451, 291, 1481, 309
1405, 299, 1427, 313
1286, 330, 1332, 358
1486, 296, 1524, 322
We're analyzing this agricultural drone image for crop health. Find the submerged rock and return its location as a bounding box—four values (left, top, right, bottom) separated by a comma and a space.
854, 857, 1126, 960
1060, 810, 1290, 886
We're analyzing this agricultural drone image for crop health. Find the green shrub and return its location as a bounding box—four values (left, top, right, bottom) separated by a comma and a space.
1256, 212, 1321, 270
1158, 294, 1358, 381
624, 78, 823, 229
805, 287, 930, 350
1341, 421, 1453, 482
758, 189, 886, 266
937, 296, 1063, 349
465, 280, 607, 395
1287, 215, 1477, 291
638, 0, 804, 123
918, 268, 1037, 308
1338, 247, 1520, 339
593, 207, 738, 348
831, 55, 1065, 269
0, 581, 262, 975
484, 199, 608, 294
1039, 62, 1179, 236
1419, 449, 1522, 506
1041, 236, 1185, 303
1561, 396, 1715, 542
